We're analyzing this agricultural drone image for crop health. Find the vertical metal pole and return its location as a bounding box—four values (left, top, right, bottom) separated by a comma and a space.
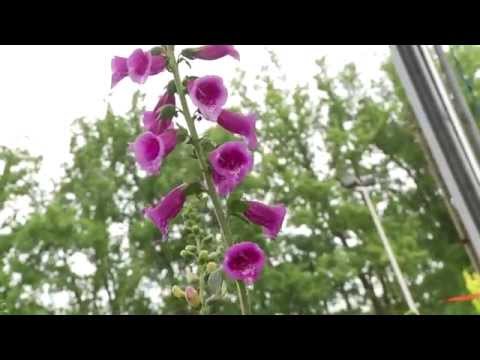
391, 45, 480, 270
359, 187, 420, 315
434, 46, 480, 270
433, 45, 480, 163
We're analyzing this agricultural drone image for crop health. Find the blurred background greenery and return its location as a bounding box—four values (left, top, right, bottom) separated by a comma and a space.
1, 46, 479, 315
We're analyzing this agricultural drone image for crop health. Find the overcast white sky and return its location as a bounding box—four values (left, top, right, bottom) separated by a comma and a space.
0, 45, 390, 190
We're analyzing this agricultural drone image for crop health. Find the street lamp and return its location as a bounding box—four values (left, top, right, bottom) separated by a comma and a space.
341, 174, 420, 315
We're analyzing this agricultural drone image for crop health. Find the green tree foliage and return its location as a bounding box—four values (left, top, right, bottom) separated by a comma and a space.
0, 146, 41, 313
230, 52, 475, 315
1, 48, 478, 314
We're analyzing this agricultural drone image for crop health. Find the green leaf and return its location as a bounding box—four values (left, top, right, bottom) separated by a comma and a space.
181, 48, 196, 60
199, 138, 216, 154
228, 199, 248, 215
150, 46, 165, 56
208, 270, 223, 295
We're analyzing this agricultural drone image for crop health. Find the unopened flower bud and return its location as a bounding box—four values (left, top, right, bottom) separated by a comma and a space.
206, 262, 218, 273
203, 235, 213, 242
199, 250, 209, 263
159, 104, 176, 120
166, 79, 177, 94
185, 286, 201, 308
208, 251, 220, 261
171, 285, 185, 299
185, 245, 197, 253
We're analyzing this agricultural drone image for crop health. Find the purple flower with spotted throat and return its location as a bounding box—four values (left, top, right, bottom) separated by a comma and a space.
208, 141, 253, 196
131, 129, 177, 175
223, 241, 266, 285
188, 75, 228, 121
111, 48, 167, 88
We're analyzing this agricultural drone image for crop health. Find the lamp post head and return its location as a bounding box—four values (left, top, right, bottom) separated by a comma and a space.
340, 174, 360, 189
340, 174, 377, 189
359, 175, 376, 187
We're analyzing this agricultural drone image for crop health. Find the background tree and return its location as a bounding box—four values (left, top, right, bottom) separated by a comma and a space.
230, 51, 476, 314
0, 145, 41, 313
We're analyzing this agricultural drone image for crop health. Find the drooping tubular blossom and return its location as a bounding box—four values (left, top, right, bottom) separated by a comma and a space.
208, 141, 253, 197
223, 242, 266, 285
143, 91, 176, 134
244, 201, 287, 239
143, 111, 172, 135
111, 57, 129, 88
153, 90, 176, 115
183, 45, 240, 61
131, 129, 177, 175
128, 48, 167, 84
188, 75, 228, 121
217, 110, 258, 150
111, 48, 167, 88
144, 184, 187, 239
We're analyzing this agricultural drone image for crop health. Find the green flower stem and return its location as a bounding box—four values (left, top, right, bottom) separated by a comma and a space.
195, 237, 206, 314
166, 45, 250, 315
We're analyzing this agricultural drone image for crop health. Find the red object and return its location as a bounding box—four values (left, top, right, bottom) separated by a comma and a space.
445, 292, 480, 303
